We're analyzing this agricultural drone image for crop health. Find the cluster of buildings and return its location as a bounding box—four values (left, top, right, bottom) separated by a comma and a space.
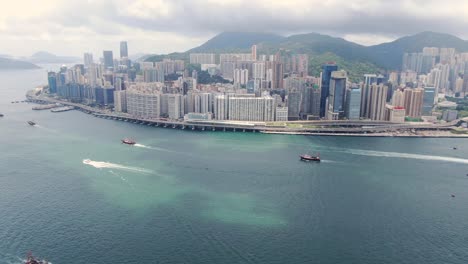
46, 42, 466, 124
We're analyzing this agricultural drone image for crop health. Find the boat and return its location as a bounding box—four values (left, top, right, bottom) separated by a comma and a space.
453, 147, 457, 150
300, 153, 320, 162
27, 121, 36, 126
0, 113, 4, 117
24, 252, 49, 264
121, 138, 136, 145
83, 159, 91, 164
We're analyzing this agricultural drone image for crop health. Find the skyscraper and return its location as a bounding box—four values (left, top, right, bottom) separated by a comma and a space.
47, 72, 57, 94
463, 62, 468, 97
120, 41, 128, 58
404, 88, 424, 118
83, 53, 93, 67
327, 70, 347, 120
345, 87, 361, 120
422, 86, 436, 115
103, 51, 114, 70
320, 63, 338, 117
361, 84, 388, 120
251, 45, 257, 61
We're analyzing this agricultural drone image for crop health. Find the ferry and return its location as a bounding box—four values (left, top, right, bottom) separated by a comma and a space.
24, 252, 49, 264
27, 121, 36, 126
300, 153, 321, 162
122, 138, 136, 145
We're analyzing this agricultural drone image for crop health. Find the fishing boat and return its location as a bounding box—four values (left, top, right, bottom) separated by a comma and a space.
24, 252, 49, 264
121, 138, 136, 145
300, 153, 320, 162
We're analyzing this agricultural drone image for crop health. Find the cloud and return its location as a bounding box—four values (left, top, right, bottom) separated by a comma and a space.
0, 0, 467, 56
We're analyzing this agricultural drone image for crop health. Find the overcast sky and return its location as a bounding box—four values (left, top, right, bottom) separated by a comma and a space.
1, 0, 467, 57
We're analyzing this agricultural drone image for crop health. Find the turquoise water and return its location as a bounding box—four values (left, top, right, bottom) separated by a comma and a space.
1, 67, 468, 263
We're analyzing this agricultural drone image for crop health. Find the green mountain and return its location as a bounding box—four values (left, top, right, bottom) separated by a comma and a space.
146, 31, 468, 82
0, 57, 40, 70
188, 32, 284, 53
367, 31, 468, 69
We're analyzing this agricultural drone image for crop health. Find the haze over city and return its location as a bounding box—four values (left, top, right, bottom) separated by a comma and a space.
1, 0, 468, 56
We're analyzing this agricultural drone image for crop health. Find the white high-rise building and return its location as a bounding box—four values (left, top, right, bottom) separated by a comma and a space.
168, 94, 184, 119
126, 88, 161, 118
234, 69, 249, 86
228, 96, 275, 121
189, 53, 216, 64
114, 90, 127, 113
253, 62, 266, 79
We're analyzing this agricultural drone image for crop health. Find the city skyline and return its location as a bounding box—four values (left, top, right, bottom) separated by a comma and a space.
1, 0, 468, 57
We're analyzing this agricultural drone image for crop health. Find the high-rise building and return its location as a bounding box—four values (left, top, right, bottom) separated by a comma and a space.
386, 105, 406, 123
266, 61, 284, 89
422, 86, 436, 115
114, 90, 127, 113
287, 92, 301, 120
275, 107, 288, 121
345, 87, 361, 120
126, 88, 160, 118
228, 96, 275, 122
403, 88, 424, 117
234, 69, 249, 86
463, 62, 468, 97
253, 62, 265, 80
361, 84, 388, 120
320, 63, 338, 117
47, 72, 57, 94
327, 70, 347, 119
83, 53, 93, 67
103, 51, 114, 70
168, 94, 184, 119
251, 45, 257, 61
189, 53, 216, 64
120, 41, 128, 58
391, 89, 405, 107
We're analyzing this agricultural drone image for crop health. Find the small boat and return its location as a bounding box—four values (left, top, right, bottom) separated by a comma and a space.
0, 113, 4, 117
121, 138, 136, 145
24, 252, 49, 264
453, 147, 457, 150
451, 194, 456, 198
300, 153, 321, 162
27, 121, 36, 126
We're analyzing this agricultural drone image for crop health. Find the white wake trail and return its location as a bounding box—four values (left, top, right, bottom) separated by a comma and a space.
82, 159, 153, 174
344, 149, 468, 165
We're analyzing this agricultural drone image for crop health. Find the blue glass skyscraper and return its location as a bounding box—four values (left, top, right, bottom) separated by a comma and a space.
320, 63, 338, 117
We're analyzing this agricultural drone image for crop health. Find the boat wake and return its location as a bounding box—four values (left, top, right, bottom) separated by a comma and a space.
82, 159, 153, 174
134, 143, 151, 149
343, 149, 468, 165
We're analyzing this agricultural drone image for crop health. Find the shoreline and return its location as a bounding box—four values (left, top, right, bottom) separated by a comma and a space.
26, 92, 468, 139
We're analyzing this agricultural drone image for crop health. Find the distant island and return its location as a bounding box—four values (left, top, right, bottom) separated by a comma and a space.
0, 57, 40, 70
28, 51, 80, 64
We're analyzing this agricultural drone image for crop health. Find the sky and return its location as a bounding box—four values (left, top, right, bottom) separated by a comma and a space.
1, 0, 467, 58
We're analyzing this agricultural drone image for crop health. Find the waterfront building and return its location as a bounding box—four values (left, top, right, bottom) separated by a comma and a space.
327, 70, 347, 120
422, 86, 436, 115
214, 95, 228, 120
168, 94, 184, 119
442, 110, 458, 121
120, 41, 128, 58
184, 112, 213, 121
114, 90, 127, 113
47, 72, 57, 94
320, 63, 338, 117
228, 95, 275, 122
126, 87, 160, 119
361, 84, 388, 120
275, 107, 288, 121
189, 53, 216, 64
386, 105, 406, 123
403, 88, 424, 117
103, 51, 114, 70
345, 87, 361, 120
287, 92, 301, 120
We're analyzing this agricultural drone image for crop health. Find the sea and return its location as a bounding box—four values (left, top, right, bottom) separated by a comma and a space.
0, 65, 467, 264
